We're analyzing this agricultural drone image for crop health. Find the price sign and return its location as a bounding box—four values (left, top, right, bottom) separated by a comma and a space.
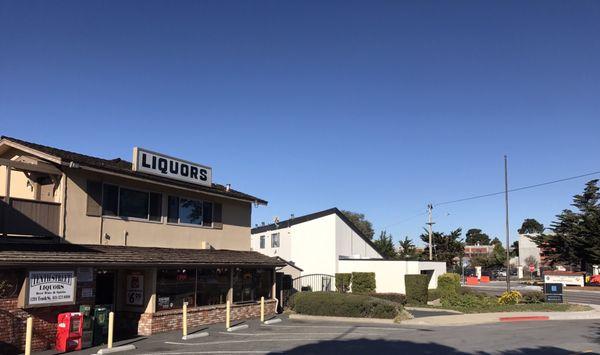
126, 274, 144, 306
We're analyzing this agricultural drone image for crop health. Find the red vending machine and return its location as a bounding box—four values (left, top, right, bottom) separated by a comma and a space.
56, 312, 83, 352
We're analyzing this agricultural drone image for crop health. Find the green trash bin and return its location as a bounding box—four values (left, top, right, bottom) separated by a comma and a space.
79, 305, 93, 348
92, 306, 109, 346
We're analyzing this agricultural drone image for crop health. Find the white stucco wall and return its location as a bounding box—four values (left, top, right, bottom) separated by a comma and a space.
519, 233, 541, 270
338, 260, 446, 293
335, 215, 382, 267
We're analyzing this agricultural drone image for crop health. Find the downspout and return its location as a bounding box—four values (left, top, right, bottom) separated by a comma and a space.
60, 171, 67, 241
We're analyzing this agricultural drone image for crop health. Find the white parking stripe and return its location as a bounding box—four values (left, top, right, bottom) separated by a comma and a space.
164, 336, 367, 347
217, 331, 388, 336
261, 324, 411, 331
141, 351, 269, 354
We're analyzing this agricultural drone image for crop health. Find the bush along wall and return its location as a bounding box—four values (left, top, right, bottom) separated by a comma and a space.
335, 273, 352, 293
292, 292, 400, 319
437, 273, 461, 298
351, 272, 376, 293
405, 274, 430, 305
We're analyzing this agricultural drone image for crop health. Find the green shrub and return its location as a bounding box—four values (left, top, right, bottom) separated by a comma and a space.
428, 289, 441, 301
369, 293, 407, 305
405, 274, 430, 305
498, 290, 522, 305
352, 272, 376, 293
292, 292, 400, 319
437, 273, 461, 298
335, 273, 352, 293
521, 291, 544, 304
441, 293, 496, 313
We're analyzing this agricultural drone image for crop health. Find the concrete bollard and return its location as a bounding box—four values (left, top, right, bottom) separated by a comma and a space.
182, 302, 188, 338
260, 297, 265, 322
25, 317, 33, 355
108, 312, 114, 349
226, 300, 231, 329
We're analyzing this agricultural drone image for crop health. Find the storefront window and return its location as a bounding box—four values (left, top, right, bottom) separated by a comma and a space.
156, 268, 196, 311
233, 268, 272, 303
196, 268, 230, 306
0, 269, 24, 299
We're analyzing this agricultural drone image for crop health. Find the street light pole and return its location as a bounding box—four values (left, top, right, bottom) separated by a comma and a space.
504, 155, 511, 293
427, 204, 435, 261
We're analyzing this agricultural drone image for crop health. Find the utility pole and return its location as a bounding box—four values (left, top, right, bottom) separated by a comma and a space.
504, 155, 511, 293
427, 204, 435, 261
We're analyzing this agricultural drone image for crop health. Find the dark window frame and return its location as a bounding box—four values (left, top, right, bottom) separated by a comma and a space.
166, 195, 215, 228
101, 184, 163, 222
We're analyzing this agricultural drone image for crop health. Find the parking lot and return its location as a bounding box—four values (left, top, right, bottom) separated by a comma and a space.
57, 316, 600, 355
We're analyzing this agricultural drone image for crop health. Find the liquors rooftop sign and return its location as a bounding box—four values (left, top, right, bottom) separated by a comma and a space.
133, 147, 212, 187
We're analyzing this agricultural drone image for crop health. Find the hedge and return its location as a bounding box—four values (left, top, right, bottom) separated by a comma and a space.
437, 273, 461, 298
368, 293, 407, 305
405, 274, 429, 305
335, 273, 352, 293
292, 292, 400, 319
351, 272, 376, 293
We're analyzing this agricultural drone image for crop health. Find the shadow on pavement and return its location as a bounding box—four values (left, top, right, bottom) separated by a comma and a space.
271, 338, 588, 355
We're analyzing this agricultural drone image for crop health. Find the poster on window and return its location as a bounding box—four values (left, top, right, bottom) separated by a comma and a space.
27, 271, 76, 306
126, 274, 144, 306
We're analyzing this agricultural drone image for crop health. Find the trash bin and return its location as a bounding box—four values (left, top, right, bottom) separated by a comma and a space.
92, 306, 109, 346
79, 305, 93, 349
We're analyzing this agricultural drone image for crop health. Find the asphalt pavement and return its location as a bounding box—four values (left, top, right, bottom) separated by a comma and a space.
54, 316, 600, 355
466, 281, 600, 305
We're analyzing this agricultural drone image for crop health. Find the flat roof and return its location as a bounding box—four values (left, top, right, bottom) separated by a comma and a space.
0, 242, 285, 267
0, 136, 267, 205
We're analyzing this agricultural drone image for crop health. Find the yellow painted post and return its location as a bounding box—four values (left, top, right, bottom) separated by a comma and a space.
226, 300, 231, 329
24, 317, 33, 355
107, 311, 114, 349
182, 302, 188, 337
260, 296, 265, 322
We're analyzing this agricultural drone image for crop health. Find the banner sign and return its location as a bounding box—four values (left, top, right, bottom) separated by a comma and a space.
132, 147, 212, 187
28, 271, 76, 306
544, 274, 584, 287
126, 273, 144, 306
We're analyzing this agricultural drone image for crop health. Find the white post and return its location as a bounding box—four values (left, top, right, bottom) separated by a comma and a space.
260, 297, 265, 322
24, 317, 33, 355
517, 266, 524, 279
593, 265, 599, 276
226, 300, 231, 329
475, 266, 482, 280
182, 302, 188, 337
107, 312, 114, 349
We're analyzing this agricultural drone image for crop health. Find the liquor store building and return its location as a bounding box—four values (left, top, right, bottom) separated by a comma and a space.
0, 136, 283, 353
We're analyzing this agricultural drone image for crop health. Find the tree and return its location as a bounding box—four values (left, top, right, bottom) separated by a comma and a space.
532, 179, 600, 270
491, 243, 507, 268
510, 240, 519, 257
490, 237, 502, 247
341, 210, 374, 240
398, 236, 418, 260
518, 218, 544, 234
420, 228, 465, 269
465, 228, 491, 245
373, 230, 397, 259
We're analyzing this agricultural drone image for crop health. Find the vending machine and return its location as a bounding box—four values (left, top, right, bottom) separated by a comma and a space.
55, 312, 83, 352
79, 305, 93, 349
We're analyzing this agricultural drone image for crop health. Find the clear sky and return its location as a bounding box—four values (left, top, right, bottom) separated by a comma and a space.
1, 1, 599, 246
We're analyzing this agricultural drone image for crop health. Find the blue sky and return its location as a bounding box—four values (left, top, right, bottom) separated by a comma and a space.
1, 1, 599, 246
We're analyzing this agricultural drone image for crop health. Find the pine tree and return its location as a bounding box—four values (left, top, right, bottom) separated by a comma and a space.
373, 230, 397, 259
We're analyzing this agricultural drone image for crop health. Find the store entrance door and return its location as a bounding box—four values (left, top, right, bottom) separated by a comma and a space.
95, 270, 116, 306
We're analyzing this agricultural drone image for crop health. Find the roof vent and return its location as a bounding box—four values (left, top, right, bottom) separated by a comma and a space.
225, 184, 231, 192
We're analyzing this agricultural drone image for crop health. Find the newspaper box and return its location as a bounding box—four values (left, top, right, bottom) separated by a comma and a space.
55, 312, 83, 352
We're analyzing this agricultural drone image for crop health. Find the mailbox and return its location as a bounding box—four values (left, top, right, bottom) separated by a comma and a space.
56, 312, 83, 352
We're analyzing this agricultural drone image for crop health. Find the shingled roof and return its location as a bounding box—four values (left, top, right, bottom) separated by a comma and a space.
0, 243, 285, 267
0, 136, 267, 205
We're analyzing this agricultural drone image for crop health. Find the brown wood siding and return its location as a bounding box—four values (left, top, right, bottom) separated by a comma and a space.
0, 197, 60, 236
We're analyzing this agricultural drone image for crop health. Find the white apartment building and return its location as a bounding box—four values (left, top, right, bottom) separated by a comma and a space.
251, 208, 446, 293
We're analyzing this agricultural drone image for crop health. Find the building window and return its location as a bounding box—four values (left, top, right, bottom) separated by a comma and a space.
156, 268, 196, 311
167, 196, 213, 226
259, 235, 265, 249
196, 268, 230, 306
102, 184, 162, 221
271, 233, 280, 248
233, 268, 272, 303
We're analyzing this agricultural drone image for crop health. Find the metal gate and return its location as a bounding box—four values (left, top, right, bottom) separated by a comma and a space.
292, 274, 335, 292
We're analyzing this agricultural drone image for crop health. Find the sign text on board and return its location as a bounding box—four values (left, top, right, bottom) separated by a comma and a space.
133, 147, 212, 187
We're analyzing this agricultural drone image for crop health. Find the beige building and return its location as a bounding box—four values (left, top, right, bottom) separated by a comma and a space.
0, 136, 283, 353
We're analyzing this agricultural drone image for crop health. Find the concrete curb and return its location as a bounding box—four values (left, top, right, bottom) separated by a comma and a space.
405, 306, 463, 314
264, 318, 282, 325
227, 324, 249, 332
182, 331, 209, 340
401, 309, 600, 327
96, 344, 136, 354
288, 314, 397, 324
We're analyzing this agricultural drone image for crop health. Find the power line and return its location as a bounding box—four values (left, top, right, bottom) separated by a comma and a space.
434, 170, 600, 207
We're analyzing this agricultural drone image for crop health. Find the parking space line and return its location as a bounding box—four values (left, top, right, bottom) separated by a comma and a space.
261, 324, 414, 331
141, 351, 270, 354
164, 337, 356, 346
216, 331, 382, 336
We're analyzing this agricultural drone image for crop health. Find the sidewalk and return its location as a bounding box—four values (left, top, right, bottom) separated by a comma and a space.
401, 304, 600, 326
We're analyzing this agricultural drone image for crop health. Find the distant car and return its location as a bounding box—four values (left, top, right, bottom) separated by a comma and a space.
497, 270, 507, 277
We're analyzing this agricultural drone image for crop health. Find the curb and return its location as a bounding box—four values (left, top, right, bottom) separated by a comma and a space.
288, 314, 397, 324
182, 331, 209, 340
96, 344, 136, 354
264, 318, 282, 325
500, 316, 549, 322
227, 324, 249, 332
